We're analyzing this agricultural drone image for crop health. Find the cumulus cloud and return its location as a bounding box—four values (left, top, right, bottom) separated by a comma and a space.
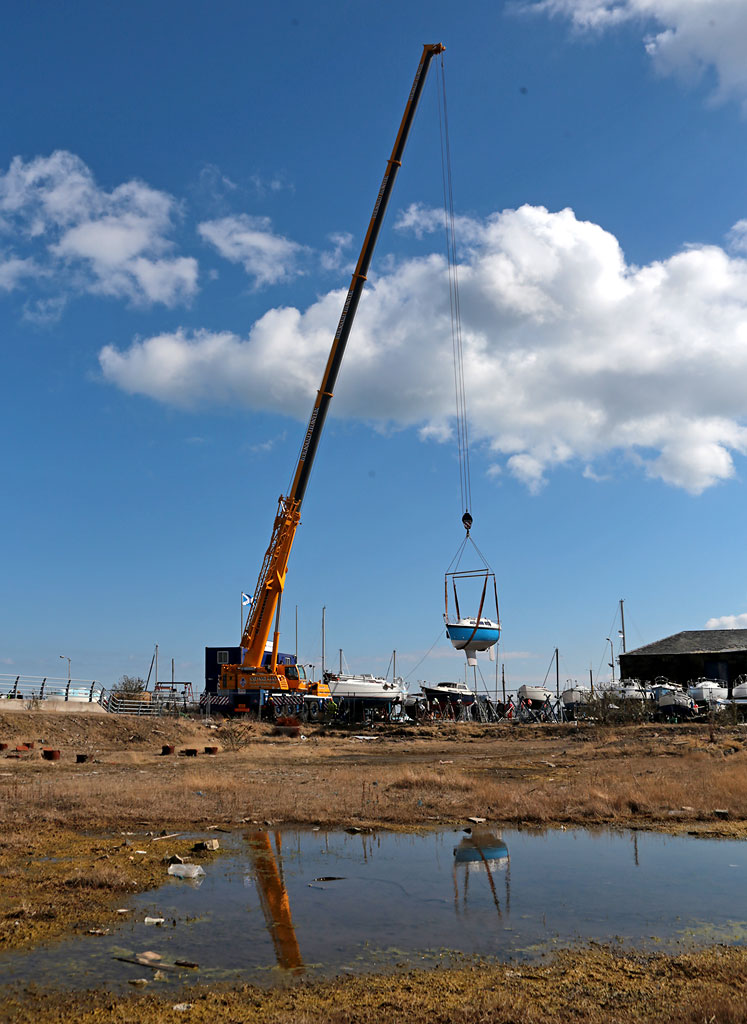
524, 0, 747, 109
101, 203, 747, 493
0, 151, 198, 306
198, 214, 307, 288
706, 613, 747, 629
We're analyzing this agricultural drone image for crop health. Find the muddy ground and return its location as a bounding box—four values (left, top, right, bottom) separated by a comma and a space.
1, 711, 747, 1021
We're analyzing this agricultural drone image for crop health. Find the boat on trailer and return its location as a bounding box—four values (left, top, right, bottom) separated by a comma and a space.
688, 679, 728, 706
517, 684, 553, 705
657, 687, 697, 718
611, 680, 652, 701
561, 686, 592, 715
324, 673, 405, 704
421, 680, 475, 705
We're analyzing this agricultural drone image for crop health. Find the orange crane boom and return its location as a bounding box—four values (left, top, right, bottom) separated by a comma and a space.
220, 43, 445, 711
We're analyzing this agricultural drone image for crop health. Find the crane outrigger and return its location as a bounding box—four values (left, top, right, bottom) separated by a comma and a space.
219, 43, 445, 714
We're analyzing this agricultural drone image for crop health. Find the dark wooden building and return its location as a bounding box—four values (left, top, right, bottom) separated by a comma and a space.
619, 630, 747, 690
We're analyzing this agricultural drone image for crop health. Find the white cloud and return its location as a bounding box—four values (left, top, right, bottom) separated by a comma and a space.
249, 172, 294, 196
728, 220, 747, 253
0, 151, 198, 306
320, 232, 354, 272
0, 254, 38, 291
198, 214, 306, 288
706, 613, 747, 629
101, 203, 747, 494
524, 0, 747, 109
248, 431, 287, 455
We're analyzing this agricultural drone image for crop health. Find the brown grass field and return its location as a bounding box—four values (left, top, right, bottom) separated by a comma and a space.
1, 710, 747, 1022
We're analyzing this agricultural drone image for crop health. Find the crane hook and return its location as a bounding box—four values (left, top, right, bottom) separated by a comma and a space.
462, 510, 473, 534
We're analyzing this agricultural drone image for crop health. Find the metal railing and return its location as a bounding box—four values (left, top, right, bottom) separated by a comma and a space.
0, 674, 103, 705
98, 691, 198, 716
0, 674, 197, 716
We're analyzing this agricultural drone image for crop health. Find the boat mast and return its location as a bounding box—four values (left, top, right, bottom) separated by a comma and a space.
555, 647, 559, 698
321, 606, 326, 679
619, 598, 626, 653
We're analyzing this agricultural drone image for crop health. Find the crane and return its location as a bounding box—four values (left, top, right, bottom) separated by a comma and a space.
219, 43, 445, 714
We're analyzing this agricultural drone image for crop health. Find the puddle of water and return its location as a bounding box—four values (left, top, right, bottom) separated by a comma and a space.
3, 826, 747, 991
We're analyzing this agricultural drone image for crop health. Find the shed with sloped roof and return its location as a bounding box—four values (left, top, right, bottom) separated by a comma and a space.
619, 630, 747, 690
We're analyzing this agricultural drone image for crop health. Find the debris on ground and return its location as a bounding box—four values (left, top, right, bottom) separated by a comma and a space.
192, 838, 219, 852
167, 863, 204, 879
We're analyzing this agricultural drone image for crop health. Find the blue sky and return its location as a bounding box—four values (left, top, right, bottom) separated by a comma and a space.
3, 0, 747, 695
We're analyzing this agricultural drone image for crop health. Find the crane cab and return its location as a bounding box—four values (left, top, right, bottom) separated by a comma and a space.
277, 663, 307, 688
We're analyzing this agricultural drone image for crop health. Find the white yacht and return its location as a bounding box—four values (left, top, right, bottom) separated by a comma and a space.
688, 679, 728, 704
561, 686, 591, 709
517, 684, 553, 704
611, 680, 652, 701
325, 673, 405, 705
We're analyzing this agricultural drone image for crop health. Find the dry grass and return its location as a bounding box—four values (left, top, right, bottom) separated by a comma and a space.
4, 945, 747, 1023
1, 723, 747, 833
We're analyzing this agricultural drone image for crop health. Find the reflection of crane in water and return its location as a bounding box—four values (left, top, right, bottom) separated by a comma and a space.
453, 830, 510, 918
246, 831, 304, 975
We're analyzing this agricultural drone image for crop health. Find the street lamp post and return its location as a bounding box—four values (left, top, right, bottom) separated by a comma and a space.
60, 655, 71, 700
606, 638, 615, 685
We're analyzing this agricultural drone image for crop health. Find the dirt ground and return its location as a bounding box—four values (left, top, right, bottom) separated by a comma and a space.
1, 711, 747, 1022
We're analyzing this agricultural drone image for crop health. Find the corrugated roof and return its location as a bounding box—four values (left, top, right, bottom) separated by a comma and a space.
623, 630, 747, 657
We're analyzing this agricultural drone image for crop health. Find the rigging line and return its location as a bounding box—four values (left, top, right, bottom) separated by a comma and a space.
606, 605, 619, 646
437, 55, 472, 520
436, 62, 464, 515
475, 661, 492, 698
445, 533, 471, 574
541, 650, 556, 688
442, 60, 472, 513
404, 626, 449, 681
465, 533, 492, 571
594, 642, 609, 688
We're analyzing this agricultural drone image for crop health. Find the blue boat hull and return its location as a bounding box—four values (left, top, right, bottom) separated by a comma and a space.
446, 624, 501, 649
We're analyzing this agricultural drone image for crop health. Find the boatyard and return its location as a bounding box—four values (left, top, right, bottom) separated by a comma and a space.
5, 1, 747, 1021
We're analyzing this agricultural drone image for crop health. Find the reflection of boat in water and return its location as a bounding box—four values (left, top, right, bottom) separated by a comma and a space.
452, 829, 510, 915
422, 680, 475, 705
453, 831, 509, 868
246, 831, 304, 975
